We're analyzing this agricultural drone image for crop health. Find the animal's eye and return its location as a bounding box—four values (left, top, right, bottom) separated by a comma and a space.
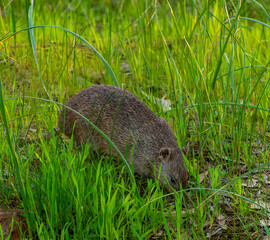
170, 177, 175, 183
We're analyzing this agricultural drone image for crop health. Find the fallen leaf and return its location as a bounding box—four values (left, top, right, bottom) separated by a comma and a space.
218, 213, 227, 229
141, 89, 172, 111
250, 201, 270, 209
30, 128, 37, 133
222, 204, 234, 214
199, 170, 209, 183
260, 220, 270, 226
242, 178, 258, 187
0, 206, 28, 240
203, 221, 211, 229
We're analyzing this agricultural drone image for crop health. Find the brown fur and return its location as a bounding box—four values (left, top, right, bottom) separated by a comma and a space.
58, 85, 188, 190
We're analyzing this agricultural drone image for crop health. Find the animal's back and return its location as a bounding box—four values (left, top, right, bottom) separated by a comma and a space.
59, 85, 167, 157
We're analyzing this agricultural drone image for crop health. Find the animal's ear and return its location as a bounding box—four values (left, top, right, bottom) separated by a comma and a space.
159, 148, 172, 161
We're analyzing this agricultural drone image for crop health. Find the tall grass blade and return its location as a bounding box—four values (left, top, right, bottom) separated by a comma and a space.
251, 0, 270, 21
27, 1, 53, 102
239, 17, 270, 29
0, 25, 119, 87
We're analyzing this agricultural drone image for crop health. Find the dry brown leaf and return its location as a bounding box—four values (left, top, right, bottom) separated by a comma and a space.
0, 206, 28, 239
260, 173, 270, 185
260, 220, 270, 226
166, 208, 195, 217
218, 213, 227, 229
206, 227, 223, 238
150, 229, 164, 239
222, 204, 234, 214
29, 128, 37, 133
261, 173, 269, 181
141, 89, 172, 111
250, 201, 270, 209
199, 170, 209, 183
242, 178, 258, 187
203, 221, 211, 229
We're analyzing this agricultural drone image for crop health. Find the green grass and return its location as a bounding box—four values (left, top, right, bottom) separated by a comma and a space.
0, 0, 270, 239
